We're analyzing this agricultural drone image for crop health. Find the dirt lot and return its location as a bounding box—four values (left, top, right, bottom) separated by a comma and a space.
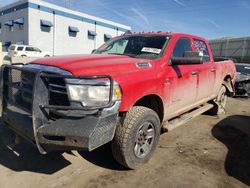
0, 97, 249, 188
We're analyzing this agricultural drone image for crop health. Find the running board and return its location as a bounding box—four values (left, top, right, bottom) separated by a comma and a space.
164, 103, 214, 131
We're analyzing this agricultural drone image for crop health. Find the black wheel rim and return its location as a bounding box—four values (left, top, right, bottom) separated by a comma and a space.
134, 122, 155, 158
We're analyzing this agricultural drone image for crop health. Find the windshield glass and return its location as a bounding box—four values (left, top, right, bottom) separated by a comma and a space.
94, 35, 170, 60
8, 45, 15, 51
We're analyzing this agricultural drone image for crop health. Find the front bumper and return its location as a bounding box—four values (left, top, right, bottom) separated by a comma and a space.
1, 64, 120, 153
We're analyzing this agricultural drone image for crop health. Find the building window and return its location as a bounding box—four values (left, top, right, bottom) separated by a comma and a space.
104, 34, 112, 42
2, 41, 11, 51
88, 30, 97, 40
18, 24, 24, 31
14, 17, 24, 31
17, 41, 24, 45
40, 19, 53, 32
68, 26, 79, 37
5, 20, 14, 32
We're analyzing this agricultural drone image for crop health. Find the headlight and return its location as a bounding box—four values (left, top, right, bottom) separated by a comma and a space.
66, 79, 122, 107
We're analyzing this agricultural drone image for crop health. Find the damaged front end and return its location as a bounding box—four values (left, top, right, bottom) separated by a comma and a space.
0, 64, 121, 154
235, 74, 250, 97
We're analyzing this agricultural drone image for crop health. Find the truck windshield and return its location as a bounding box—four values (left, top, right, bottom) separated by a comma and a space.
94, 35, 170, 60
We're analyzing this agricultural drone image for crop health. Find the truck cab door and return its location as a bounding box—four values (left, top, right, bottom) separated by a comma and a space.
192, 38, 215, 102
165, 37, 198, 118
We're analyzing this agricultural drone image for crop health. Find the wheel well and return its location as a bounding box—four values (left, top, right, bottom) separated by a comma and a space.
223, 75, 234, 96
134, 95, 164, 123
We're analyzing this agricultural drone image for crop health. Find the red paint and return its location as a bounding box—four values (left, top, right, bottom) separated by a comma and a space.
31, 33, 236, 121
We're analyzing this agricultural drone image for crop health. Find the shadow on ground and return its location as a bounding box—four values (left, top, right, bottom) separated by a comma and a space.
0, 125, 71, 174
212, 115, 250, 186
78, 143, 127, 171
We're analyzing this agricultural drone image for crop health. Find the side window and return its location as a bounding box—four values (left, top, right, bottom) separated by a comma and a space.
17, 47, 24, 51
193, 39, 210, 62
25, 47, 35, 52
34, 47, 41, 52
172, 38, 192, 57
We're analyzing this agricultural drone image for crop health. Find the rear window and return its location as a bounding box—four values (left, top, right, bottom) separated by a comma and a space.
17, 46, 24, 51
193, 39, 210, 62
9, 46, 15, 51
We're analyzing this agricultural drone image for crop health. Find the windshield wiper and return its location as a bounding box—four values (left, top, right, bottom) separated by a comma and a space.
108, 53, 137, 58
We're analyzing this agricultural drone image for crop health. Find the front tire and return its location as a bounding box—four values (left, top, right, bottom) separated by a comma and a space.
111, 106, 161, 169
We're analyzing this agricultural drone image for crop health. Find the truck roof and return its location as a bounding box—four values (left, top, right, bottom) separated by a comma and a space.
122, 31, 207, 41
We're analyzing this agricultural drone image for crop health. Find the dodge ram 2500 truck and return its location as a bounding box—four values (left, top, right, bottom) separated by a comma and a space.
0, 32, 236, 169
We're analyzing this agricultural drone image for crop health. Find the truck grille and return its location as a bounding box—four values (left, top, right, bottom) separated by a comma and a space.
2, 66, 71, 113
48, 77, 70, 106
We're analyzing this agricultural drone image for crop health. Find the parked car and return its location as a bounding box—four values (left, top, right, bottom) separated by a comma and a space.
235, 63, 250, 96
1, 32, 236, 169
8, 44, 51, 58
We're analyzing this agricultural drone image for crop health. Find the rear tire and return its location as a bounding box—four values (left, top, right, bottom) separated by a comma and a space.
111, 106, 161, 169
209, 85, 228, 115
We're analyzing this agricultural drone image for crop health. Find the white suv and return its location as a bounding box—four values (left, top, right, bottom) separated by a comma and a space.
8, 44, 51, 58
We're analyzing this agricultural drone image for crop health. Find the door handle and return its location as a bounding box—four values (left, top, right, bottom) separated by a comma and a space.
211, 67, 216, 72
191, 70, 198, 75
165, 78, 170, 85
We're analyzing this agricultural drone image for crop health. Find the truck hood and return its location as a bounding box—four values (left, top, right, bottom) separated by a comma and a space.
31, 54, 154, 77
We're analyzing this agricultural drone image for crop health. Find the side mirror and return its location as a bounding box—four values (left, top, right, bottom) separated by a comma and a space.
91, 49, 97, 54
170, 51, 203, 65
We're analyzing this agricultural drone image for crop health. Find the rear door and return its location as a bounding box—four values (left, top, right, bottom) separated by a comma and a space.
166, 37, 198, 117
192, 38, 215, 101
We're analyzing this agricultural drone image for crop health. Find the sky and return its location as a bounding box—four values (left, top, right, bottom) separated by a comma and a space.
1, 0, 250, 39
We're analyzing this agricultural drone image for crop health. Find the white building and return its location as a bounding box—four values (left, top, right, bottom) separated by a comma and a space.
0, 0, 131, 55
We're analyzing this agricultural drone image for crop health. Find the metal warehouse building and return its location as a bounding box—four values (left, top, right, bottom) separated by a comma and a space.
0, 0, 131, 55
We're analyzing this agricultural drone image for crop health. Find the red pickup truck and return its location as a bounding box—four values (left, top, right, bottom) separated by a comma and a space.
1, 32, 236, 169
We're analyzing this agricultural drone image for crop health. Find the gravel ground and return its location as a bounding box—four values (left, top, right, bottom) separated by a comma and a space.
0, 97, 249, 188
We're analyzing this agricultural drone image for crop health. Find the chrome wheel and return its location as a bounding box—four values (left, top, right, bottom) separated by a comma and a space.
134, 122, 155, 158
